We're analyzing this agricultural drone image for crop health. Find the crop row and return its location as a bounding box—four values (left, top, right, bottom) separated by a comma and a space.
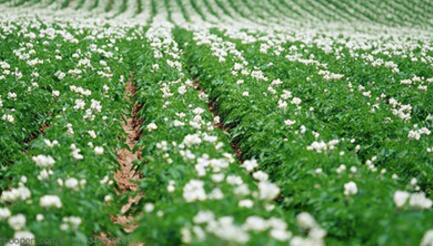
0, 1, 433, 245
125, 19, 328, 245
175, 27, 433, 245
216, 28, 433, 190
0, 18, 139, 244
2, 0, 432, 28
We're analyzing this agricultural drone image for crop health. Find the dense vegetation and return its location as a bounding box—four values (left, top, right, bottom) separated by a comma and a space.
0, 0, 432, 245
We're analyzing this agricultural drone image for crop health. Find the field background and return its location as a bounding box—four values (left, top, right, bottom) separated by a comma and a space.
0, 0, 433, 245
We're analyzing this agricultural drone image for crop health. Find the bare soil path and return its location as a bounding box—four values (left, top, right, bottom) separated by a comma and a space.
100, 78, 144, 246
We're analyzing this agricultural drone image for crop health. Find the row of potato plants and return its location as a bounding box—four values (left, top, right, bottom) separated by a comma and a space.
175, 27, 433, 245
128, 19, 326, 246
0, 21, 68, 171
0, 19, 138, 244
218, 28, 433, 190
228, 29, 433, 190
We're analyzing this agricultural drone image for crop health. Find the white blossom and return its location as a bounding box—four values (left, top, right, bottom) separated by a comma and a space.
32, 155, 55, 168
8, 214, 26, 231
344, 181, 358, 196
40, 195, 62, 208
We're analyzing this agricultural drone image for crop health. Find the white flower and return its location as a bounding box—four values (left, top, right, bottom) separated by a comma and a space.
61, 216, 82, 231
336, 164, 346, 174
253, 171, 269, 181
100, 176, 110, 185
43, 139, 59, 148
167, 180, 175, 192
241, 159, 258, 172
70, 144, 83, 160
393, 191, 410, 208
173, 120, 185, 127
32, 155, 55, 168
243, 216, 268, 232
409, 192, 432, 209
88, 130, 97, 139
181, 227, 192, 244
284, 119, 296, 127
8, 214, 26, 231
0, 208, 11, 220
7, 231, 35, 246
239, 199, 254, 208
278, 100, 288, 109
234, 184, 250, 196
258, 182, 280, 200
94, 146, 104, 155
66, 123, 74, 135
2, 114, 15, 123
192, 107, 204, 115
73, 99, 85, 110
421, 230, 433, 246
144, 203, 155, 213
270, 229, 291, 241
209, 188, 224, 200
36, 214, 44, 221
207, 217, 250, 243
307, 141, 327, 153
420, 127, 431, 135
291, 237, 317, 246
178, 85, 187, 95
90, 99, 102, 112
408, 130, 421, 140
104, 195, 113, 203
193, 210, 214, 224
183, 134, 202, 146
65, 178, 79, 190
226, 175, 243, 185
40, 195, 62, 208
291, 97, 302, 105
52, 90, 60, 97
183, 179, 207, 202
297, 212, 317, 230
55, 71, 65, 80
37, 169, 51, 180
344, 181, 358, 196
157, 210, 164, 217
1, 186, 31, 202
310, 227, 327, 240
211, 174, 225, 183
7, 92, 17, 100
268, 218, 287, 230
147, 122, 158, 131
408, 127, 430, 140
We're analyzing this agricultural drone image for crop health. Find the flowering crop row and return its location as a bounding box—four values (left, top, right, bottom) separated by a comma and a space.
0, 14, 140, 244
127, 18, 325, 245
175, 27, 433, 245
1, 1, 433, 245
0, 22, 65, 168
215, 28, 433, 188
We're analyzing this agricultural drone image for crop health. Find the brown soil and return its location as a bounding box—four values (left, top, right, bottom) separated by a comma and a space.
101, 79, 144, 245
114, 79, 144, 212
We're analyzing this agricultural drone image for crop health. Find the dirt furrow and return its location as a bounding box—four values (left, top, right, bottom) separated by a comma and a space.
100, 78, 144, 245
194, 80, 245, 162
